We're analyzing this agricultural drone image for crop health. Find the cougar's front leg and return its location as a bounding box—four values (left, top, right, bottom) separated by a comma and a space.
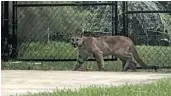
73, 55, 87, 71
94, 51, 105, 71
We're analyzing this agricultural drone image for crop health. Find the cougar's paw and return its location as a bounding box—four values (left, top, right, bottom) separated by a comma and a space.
130, 69, 137, 72
73, 69, 77, 71
99, 68, 107, 71
121, 69, 126, 72
77, 67, 88, 71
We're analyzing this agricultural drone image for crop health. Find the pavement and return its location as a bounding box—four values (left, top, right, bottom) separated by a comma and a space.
2, 70, 171, 96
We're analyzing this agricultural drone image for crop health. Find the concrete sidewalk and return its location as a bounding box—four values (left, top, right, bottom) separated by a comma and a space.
2, 70, 171, 96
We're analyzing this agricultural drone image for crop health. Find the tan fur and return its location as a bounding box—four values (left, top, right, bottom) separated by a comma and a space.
71, 36, 148, 71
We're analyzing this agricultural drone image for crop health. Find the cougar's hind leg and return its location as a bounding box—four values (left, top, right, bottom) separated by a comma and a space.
73, 55, 87, 71
116, 46, 137, 71
129, 56, 137, 71
120, 59, 136, 71
120, 59, 126, 71
123, 59, 132, 71
123, 53, 137, 72
128, 61, 137, 72
116, 51, 136, 71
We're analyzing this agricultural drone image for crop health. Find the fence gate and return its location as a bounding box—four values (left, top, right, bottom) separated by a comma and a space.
12, 1, 123, 62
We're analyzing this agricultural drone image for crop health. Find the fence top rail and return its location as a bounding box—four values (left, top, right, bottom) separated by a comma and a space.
128, 10, 171, 14
15, 3, 116, 7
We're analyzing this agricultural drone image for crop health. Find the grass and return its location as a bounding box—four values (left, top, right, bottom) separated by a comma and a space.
15, 78, 171, 96
2, 41, 171, 71
1, 61, 123, 71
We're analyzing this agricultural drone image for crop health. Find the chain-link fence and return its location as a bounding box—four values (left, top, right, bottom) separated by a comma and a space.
126, 1, 171, 70
2, 1, 171, 71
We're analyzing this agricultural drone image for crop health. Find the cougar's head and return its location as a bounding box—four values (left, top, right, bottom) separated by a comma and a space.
70, 36, 84, 48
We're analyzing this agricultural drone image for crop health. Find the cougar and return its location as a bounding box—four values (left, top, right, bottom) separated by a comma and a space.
70, 35, 149, 71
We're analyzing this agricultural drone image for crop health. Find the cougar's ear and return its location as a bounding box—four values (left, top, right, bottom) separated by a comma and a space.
80, 28, 85, 37
76, 28, 81, 34
80, 32, 84, 38
76, 28, 84, 38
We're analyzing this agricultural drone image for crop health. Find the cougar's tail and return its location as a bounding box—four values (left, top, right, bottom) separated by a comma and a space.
130, 44, 148, 68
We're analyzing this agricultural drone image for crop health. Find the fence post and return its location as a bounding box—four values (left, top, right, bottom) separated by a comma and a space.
122, 1, 125, 36
125, 1, 128, 33
2, 1, 10, 61
114, 1, 118, 36
11, 1, 18, 59
111, 1, 117, 60
112, 1, 114, 36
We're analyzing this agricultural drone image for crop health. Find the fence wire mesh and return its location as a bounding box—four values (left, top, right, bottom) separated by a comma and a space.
16, 2, 114, 60
127, 1, 171, 68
